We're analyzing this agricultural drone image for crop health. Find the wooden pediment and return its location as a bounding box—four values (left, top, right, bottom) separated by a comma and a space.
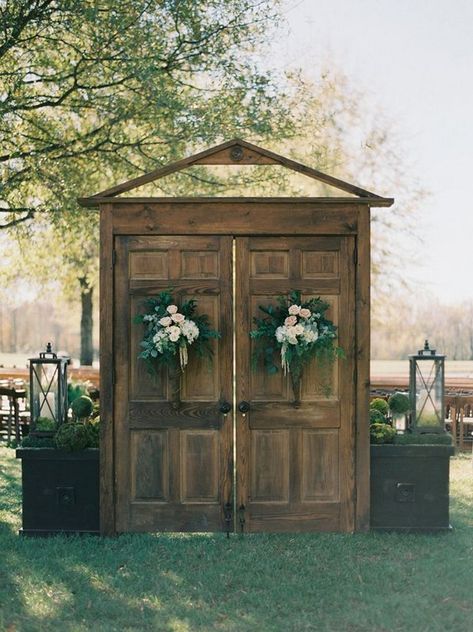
79, 138, 393, 205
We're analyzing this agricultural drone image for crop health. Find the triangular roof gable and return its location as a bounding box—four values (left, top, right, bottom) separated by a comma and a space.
89, 138, 385, 200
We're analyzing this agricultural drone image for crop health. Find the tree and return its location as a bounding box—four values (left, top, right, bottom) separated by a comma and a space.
0, 3, 424, 361
0, 0, 290, 228
0, 0, 294, 362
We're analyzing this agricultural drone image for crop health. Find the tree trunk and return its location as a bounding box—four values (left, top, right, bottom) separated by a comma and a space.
79, 277, 94, 366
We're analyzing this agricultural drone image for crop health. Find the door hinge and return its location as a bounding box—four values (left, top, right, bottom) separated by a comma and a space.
353, 243, 358, 265
224, 502, 233, 538
238, 504, 246, 534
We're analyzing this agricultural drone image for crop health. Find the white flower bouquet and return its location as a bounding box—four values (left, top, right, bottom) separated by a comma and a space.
250, 290, 343, 404
135, 290, 220, 373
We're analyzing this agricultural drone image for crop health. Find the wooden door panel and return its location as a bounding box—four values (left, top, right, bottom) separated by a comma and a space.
114, 235, 233, 533
301, 430, 339, 501
130, 430, 169, 501
236, 235, 355, 533
180, 430, 220, 502
250, 430, 290, 502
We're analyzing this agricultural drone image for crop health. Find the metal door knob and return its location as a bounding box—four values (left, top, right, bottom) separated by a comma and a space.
238, 401, 250, 414
219, 401, 232, 415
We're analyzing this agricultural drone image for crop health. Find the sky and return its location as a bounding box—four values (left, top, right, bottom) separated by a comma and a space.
276, 0, 473, 303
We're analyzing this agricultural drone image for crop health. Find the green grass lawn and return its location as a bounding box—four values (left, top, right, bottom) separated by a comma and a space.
1, 448, 472, 632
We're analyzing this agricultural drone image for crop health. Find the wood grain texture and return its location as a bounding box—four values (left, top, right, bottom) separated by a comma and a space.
339, 237, 356, 532
102, 196, 373, 534
108, 203, 360, 236
238, 236, 355, 533
79, 196, 394, 208
355, 208, 371, 531
114, 235, 233, 533
235, 237, 251, 531
114, 236, 131, 532
98, 204, 115, 535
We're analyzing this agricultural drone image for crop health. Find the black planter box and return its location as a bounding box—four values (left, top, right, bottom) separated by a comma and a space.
16, 448, 99, 536
370, 444, 455, 532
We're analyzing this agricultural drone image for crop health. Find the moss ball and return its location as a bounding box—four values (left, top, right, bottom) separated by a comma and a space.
87, 417, 100, 448
71, 395, 94, 420
388, 393, 410, 415
370, 409, 387, 425
370, 423, 396, 444
370, 398, 389, 416
55, 423, 90, 452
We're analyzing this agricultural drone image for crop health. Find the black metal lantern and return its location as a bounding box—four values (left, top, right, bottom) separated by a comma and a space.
29, 343, 69, 434
409, 340, 445, 434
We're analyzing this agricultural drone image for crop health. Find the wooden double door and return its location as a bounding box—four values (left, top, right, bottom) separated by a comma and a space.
114, 233, 355, 533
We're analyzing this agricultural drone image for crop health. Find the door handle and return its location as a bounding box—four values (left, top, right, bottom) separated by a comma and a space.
219, 401, 232, 415
238, 401, 250, 416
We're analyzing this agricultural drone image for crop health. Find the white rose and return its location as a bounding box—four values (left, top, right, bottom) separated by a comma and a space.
288, 305, 301, 315
181, 320, 199, 342
293, 324, 304, 335
303, 330, 317, 343
171, 313, 185, 323
159, 316, 172, 327
166, 305, 178, 314
275, 326, 286, 343
167, 325, 181, 342
299, 308, 311, 319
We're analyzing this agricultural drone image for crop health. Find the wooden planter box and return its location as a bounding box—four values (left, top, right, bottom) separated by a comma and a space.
16, 448, 99, 536
370, 444, 455, 531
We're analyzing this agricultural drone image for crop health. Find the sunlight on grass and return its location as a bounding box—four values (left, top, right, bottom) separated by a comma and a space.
1, 446, 472, 632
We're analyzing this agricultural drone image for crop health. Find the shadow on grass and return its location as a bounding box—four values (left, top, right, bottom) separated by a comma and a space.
1, 449, 472, 632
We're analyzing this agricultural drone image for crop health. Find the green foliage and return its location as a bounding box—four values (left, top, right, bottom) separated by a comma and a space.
86, 417, 100, 448
370, 423, 396, 444
20, 435, 56, 449
388, 393, 410, 415
68, 382, 89, 407
394, 433, 453, 446
250, 290, 343, 381
34, 417, 57, 432
369, 409, 387, 425
135, 289, 220, 374
0, 0, 288, 230
370, 398, 389, 416
71, 396, 94, 420
55, 423, 91, 452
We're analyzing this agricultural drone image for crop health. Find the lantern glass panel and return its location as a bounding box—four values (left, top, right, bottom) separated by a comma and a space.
414, 358, 444, 431
32, 362, 59, 423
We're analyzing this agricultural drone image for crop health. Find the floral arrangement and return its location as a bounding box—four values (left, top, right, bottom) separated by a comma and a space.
250, 290, 343, 403
134, 290, 220, 374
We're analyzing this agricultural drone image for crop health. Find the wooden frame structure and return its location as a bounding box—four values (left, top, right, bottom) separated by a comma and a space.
79, 139, 393, 535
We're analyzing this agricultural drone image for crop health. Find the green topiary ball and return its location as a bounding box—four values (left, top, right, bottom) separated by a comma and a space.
71, 395, 94, 420
370, 409, 387, 425
370, 398, 389, 416
388, 393, 410, 415
86, 417, 100, 448
55, 423, 90, 452
370, 423, 396, 444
